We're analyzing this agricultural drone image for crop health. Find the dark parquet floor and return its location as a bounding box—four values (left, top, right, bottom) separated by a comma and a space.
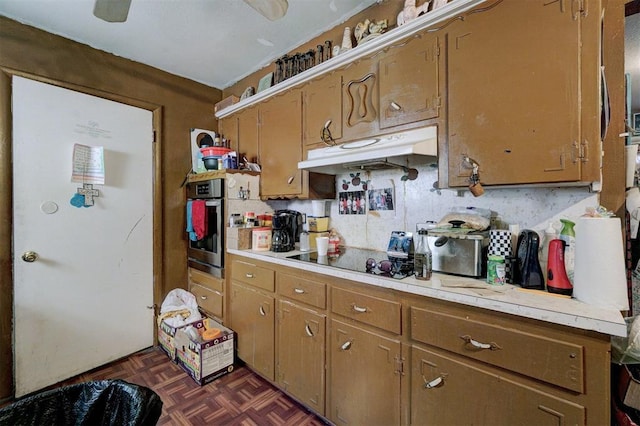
49, 347, 327, 425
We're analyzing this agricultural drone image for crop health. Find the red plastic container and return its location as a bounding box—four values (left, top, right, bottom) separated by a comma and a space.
200, 146, 231, 157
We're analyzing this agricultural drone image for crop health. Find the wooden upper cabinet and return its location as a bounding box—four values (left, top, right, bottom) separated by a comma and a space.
445, 0, 600, 187
379, 33, 441, 129
341, 57, 380, 142
259, 90, 304, 198
303, 73, 343, 149
220, 106, 259, 164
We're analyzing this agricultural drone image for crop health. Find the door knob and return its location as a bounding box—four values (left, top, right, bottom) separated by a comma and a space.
22, 251, 38, 262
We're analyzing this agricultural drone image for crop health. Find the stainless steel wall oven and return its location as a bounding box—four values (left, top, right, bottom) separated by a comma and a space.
186, 178, 224, 277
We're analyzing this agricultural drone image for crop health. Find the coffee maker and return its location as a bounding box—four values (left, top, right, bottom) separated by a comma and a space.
513, 230, 545, 290
271, 210, 303, 252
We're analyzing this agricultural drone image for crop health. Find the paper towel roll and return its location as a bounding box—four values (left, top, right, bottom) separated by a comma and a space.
573, 217, 629, 311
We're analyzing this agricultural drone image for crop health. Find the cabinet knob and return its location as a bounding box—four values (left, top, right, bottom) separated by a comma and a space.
460, 334, 502, 351
423, 375, 446, 389
351, 304, 367, 313
305, 324, 314, 337
294, 288, 305, 294
200, 295, 208, 300
287, 176, 295, 184
340, 340, 353, 351
259, 305, 267, 316
245, 273, 254, 278
390, 101, 402, 111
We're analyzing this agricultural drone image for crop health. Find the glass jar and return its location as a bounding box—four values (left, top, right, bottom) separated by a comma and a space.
414, 229, 432, 281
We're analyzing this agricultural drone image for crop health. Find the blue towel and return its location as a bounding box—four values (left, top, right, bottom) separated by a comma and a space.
186, 200, 198, 241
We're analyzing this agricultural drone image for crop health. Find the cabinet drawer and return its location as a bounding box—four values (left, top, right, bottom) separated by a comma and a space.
278, 273, 326, 309
189, 267, 223, 292
190, 283, 223, 319
410, 306, 584, 393
331, 287, 401, 334
231, 259, 275, 292
411, 345, 585, 425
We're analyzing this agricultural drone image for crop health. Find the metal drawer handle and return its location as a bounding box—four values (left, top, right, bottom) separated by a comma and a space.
352, 304, 367, 313
259, 305, 266, 316
200, 295, 208, 300
245, 273, 254, 278
423, 375, 445, 389
305, 324, 314, 337
287, 176, 295, 184
340, 340, 352, 351
460, 335, 502, 351
390, 101, 402, 111
294, 288, 305, 294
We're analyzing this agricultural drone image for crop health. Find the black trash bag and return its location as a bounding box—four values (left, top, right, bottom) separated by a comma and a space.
0, 379, 162, 426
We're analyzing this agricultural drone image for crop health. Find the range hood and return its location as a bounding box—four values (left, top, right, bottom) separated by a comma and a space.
298, 126, 437, 174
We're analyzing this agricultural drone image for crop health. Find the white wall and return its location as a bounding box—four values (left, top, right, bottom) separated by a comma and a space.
288, 164, 598, 251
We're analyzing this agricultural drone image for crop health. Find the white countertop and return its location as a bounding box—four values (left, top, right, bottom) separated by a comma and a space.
228, 248, 627, 337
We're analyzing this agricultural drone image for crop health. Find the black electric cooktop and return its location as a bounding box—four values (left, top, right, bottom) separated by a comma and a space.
287, 246, 414, 280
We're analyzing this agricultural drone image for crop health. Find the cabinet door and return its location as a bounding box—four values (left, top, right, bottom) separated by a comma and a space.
237, 105, 259, 163
277, 300, 326, 415
446, 0, 582, 186
218, 114, 238, 153
259, 90, 303, 198
329, 319, 401, 426
230, 282, 275, 380
379, 33, 440, 129
411, 345, 585, 425
342, 57, 380, 142
303, 73, 343, 148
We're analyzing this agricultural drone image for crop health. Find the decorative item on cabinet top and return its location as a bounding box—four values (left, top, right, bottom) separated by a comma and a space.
215, 0, 486, 119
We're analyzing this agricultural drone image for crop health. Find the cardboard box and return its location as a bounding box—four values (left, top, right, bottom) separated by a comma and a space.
175, 317, 235, 386
214, 95, 240, 114
619, 364, 640, 411
158, 319, 192, 363
308, 216, 329, 232
226, 227, 252, 250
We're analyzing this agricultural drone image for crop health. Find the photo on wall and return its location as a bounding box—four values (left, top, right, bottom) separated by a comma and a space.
339, 190, 366, 215
368, 188, 395, 211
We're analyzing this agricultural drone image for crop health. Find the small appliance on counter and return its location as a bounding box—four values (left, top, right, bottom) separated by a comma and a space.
271, 209, 304, 252
513, 230, 545, 290
421, 222, 489, 278
386, 231, 414, 277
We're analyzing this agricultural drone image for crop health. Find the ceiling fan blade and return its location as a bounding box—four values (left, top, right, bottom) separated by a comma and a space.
93, 0, 132, 23
243, 0, 288, 21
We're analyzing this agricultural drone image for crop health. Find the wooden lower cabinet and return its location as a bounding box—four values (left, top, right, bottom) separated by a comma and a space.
226, 256, 611, 424
188, 267, 224, 322
230, 282, 275, 381
329, 319, 402, 426
277, 300, 326, 415
411, 344, 585, 425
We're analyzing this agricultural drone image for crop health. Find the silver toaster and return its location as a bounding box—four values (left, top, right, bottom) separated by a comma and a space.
426, 229, 489, 277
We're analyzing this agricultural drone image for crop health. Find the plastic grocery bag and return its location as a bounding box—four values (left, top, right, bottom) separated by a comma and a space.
159, 288, 202, 327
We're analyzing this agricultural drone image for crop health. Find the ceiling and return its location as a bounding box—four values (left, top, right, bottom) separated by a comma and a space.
0, 0, 379, 89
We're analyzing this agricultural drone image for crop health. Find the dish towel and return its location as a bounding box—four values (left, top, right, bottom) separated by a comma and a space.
186, 200, 197, 241
191, 199, 206, 241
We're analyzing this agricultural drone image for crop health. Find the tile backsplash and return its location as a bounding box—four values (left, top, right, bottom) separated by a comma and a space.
286, 165, 598, 250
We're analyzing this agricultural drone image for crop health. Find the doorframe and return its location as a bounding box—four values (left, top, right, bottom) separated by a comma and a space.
0, 68, 163, 400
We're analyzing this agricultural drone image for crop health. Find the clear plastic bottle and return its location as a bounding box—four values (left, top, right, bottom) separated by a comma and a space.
559, 219, 576, 284
414, 229, 432, 280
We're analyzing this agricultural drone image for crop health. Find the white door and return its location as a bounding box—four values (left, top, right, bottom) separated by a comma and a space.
12, 77, 154, 397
